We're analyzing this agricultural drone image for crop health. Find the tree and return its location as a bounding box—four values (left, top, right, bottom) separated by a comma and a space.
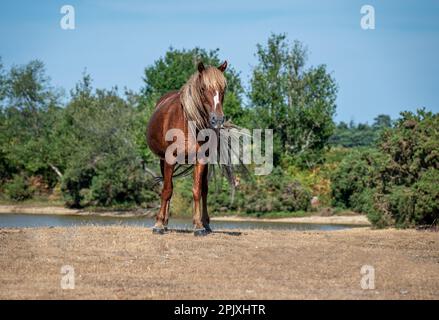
59, 75, 158, 207
373, 114, 392, 129
328, 117, 393, 148
0, 57, 6, 106
0, 60, 63, 186
0, 58, 11, 181
249, 34, 338, 167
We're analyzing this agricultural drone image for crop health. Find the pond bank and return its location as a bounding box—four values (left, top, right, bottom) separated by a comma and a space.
212, 215, 370, 226
0, 204, 155, 218
0, 204, 370, 225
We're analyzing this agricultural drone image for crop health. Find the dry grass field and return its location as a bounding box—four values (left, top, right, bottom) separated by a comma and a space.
0, 226, 438, 299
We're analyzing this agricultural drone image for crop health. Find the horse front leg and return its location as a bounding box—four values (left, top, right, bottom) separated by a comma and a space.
193, 162, 209, 236
152, 161, 174, 234
201, 164, 211, 233
159, 160, 172, 230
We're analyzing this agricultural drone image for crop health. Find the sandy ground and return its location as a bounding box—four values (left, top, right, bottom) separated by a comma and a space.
0, 226, 438, 300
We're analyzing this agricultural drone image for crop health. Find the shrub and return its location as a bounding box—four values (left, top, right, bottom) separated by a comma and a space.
3, 174, 34, 201
238, 167, 311, 214
61, 163, 95, 208
61, 154, 158, 208
330, 148, 389, 210
331, 110, 439, 228
412, 168, 439, 225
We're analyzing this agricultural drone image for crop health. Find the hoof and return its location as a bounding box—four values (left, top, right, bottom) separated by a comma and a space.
204, 225, 213, 233
152, 227, 165, 235
194, 228, 208, 237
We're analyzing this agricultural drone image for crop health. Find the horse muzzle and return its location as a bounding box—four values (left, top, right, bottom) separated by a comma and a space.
210, 114, 225, 129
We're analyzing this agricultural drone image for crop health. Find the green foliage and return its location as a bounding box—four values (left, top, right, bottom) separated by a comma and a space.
67, 154, 156, 207
244, 168, 311, 213
329, 114, 392, 148
331, 110, 439, 228
3, 174, 34, 201
58, 76, 159, 208
0, 58, 6, 105
379, 109, 439, 185
412, 168, 439, 225
331, 148, 389, 210
0, 60, 63, 188
249, 33, 338, 168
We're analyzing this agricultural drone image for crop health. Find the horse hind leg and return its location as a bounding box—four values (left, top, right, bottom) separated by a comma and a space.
152, 161, 174, 234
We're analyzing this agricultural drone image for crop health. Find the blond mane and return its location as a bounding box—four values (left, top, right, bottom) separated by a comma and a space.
180, 66, 227, 130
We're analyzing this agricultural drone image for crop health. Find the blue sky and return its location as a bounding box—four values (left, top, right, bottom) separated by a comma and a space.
0, 0, 438, 123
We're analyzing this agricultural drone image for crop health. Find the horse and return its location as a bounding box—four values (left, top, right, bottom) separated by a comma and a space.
146, 61, 229, 236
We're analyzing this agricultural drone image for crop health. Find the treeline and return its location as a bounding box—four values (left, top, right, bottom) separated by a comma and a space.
329, 114, 392, 148
0, 33, 437, 227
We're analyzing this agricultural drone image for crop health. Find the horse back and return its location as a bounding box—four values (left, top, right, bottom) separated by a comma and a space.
146, 91, 186, 159
155, 91, 180, 109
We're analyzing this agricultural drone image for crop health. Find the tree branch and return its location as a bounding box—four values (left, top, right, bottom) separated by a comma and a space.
48, 163, 63, 179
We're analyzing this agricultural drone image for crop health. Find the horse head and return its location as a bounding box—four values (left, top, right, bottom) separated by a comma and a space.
197, 61, 228, 129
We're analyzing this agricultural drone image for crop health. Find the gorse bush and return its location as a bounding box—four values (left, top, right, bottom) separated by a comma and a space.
331, 148, 388, 211
331, 110, 439, 228
412, 168, 439, 225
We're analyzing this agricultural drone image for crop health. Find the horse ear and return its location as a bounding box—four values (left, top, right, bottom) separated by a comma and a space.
218, 60, 228, 72
197, 62, 205, 73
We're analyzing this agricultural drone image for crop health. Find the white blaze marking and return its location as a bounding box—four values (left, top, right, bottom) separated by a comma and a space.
213, 91, 219, 110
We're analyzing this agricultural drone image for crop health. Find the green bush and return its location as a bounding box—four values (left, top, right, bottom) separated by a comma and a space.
237, 167, 311, 214
61, 163, 95, 208
61, 154, 158, 208
387, 185, 417, 227
331, 110, 439, 228
3, 174, 34, 201
331, 148, 388, 210
412, 168, 439, 225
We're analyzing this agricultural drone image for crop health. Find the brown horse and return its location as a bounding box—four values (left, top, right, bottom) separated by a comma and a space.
146, 61, 228, 236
